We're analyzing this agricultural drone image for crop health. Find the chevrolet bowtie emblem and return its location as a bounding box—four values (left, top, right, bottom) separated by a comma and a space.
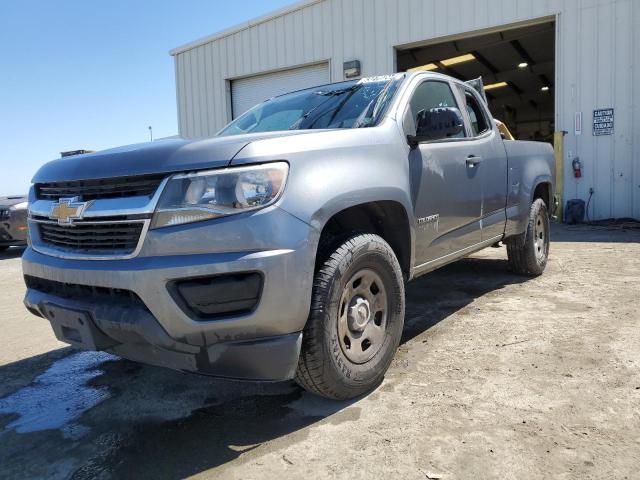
49, 197, 92, 225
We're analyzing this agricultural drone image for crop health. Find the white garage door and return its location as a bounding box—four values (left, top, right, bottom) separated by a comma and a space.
231, 63, 330, 118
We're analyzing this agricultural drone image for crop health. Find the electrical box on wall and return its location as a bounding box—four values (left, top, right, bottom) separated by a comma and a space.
343, 60, 361, 79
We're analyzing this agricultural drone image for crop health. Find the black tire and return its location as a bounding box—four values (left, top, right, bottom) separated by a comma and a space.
295, 234, 405, 400
507, 198, 550, 276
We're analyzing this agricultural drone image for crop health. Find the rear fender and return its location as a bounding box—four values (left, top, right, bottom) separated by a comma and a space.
503, 140, 555, 241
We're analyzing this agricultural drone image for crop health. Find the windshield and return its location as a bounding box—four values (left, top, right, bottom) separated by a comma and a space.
219, 75, 404, 137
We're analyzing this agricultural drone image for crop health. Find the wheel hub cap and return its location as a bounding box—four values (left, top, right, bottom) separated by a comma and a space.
337, 269, 388, 364
534, 212, 548, 261
348, 297, 371, 332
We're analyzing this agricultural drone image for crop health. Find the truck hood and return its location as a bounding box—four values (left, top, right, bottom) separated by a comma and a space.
31, 131, 315, 183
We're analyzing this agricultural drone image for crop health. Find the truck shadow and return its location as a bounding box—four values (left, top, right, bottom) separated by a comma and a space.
0, 255, 528, 479
402, 255, 527, 344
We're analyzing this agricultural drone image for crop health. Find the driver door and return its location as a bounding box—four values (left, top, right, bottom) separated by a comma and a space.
406, 79, 483, 268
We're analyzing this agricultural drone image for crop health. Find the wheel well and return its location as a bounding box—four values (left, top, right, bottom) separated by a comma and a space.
316, 201, 411, 279
533, 182, 551, 209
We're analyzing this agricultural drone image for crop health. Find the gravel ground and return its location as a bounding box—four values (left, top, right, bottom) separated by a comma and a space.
0, 224, 638, 480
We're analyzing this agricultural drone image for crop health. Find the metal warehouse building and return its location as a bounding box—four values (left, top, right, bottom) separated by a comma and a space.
170, 0, 639, 220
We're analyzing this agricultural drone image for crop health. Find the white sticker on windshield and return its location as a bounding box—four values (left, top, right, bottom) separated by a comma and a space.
358, 75, 397, 84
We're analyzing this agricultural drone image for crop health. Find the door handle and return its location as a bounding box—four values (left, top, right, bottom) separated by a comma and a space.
466, 155, 483, 168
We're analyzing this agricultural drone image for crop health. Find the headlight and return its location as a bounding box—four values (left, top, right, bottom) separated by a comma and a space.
10, 201, 28, 211
152, 162, 288, 228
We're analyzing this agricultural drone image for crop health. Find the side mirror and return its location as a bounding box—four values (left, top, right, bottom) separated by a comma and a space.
408, 107, 464, 146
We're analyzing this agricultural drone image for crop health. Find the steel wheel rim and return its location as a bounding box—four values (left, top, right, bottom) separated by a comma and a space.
533, 212, 548, 261
337, 268, 388, 364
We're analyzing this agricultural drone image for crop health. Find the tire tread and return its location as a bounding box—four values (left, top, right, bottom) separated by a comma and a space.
507, 198, 549, 276
295, 234, 403, 399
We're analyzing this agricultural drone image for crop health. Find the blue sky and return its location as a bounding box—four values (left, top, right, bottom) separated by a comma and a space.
0, 0, 294, 195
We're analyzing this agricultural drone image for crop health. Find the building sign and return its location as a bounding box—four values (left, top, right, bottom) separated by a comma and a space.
593, 108, 614, 136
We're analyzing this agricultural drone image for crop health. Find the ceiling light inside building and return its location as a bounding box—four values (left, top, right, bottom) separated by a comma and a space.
541, 86, 550, 91
441, 53, 475, 66
408, 63, 438, 72
484, 81, 508, 90
518, 62, 529, 68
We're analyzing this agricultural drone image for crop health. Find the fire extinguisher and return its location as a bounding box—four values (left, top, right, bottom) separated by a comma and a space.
572, 157, 582, 178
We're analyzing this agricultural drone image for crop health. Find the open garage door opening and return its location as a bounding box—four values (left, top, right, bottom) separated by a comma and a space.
396, 21, 555, 142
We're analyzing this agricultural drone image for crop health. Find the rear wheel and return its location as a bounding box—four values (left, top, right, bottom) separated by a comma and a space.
507, 198, 550, 276
295, 234, 405, 400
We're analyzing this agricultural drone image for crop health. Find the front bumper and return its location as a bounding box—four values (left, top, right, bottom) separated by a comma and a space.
24, 289, 302, 380
22, 207, 318, 381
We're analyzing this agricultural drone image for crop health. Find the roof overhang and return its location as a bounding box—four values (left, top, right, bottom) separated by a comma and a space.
170, 0, 324, 56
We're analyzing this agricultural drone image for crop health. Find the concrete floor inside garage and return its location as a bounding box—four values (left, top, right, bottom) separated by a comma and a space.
0, 223, 639, 479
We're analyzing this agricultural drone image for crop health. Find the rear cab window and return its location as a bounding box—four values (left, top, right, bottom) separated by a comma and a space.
460, 87, 492, 137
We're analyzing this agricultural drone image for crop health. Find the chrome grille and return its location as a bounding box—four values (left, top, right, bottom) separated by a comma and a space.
36, 174, 166, 201
36, 219, 145, 254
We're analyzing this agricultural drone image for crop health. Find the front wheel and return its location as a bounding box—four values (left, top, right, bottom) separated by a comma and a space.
507, 198, 550, 276
295, 234, 405, 400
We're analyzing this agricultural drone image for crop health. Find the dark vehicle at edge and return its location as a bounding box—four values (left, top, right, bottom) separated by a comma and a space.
0, 195, 28, 251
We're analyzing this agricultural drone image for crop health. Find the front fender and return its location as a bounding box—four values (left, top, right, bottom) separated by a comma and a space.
231, 125, 417, 270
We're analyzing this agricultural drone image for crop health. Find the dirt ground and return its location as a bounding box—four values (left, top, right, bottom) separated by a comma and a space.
0, 224, 639, 480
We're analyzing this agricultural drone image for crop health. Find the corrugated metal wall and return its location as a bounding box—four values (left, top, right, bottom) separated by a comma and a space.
172, 0, 639, 220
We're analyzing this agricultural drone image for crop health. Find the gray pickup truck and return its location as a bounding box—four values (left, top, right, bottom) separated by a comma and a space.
23, 72, 554, 400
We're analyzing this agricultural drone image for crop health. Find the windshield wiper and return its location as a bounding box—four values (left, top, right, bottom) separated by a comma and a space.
306, 87, 360, 129
289, 86, 359, 130
314, 86, 358, 97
